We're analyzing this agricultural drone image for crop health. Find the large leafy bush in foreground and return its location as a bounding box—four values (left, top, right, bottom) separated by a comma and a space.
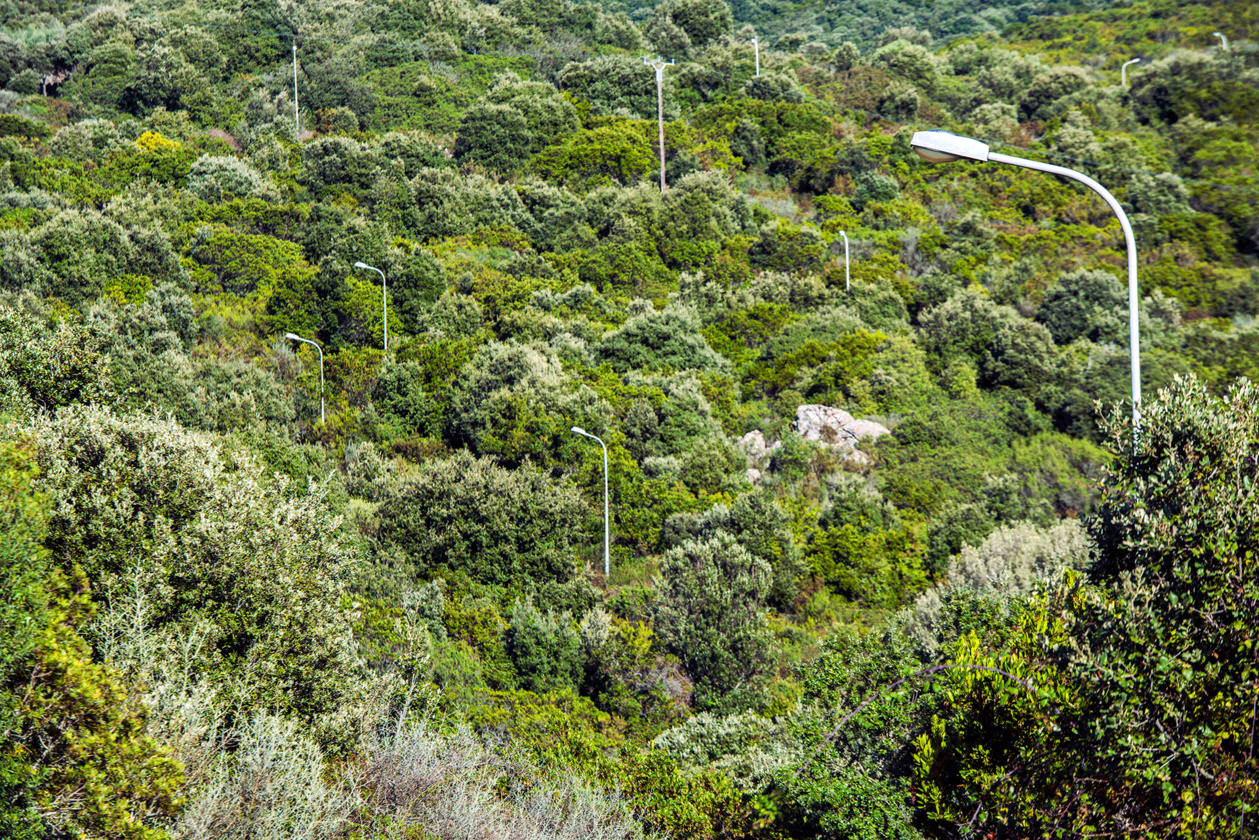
914, 376, 1259, 836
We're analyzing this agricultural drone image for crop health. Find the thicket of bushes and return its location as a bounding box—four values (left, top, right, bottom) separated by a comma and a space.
1, 0, 1257, 835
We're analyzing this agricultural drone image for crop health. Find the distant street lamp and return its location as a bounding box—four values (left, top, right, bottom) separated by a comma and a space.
643, 56, 675, 191
1213, 31, 1228, 50
751, 36, 760, 76
1121, 57, 1141, 87
839, 230, 850, 292
354, 261, 388, 352
571, 426, 610, 578
910, 130, 1141, 431
285, 332, 324, 424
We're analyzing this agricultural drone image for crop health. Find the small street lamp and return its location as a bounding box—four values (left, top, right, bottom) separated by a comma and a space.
354, 261, 387, 352
285, 332, 324, 424
1213, 31, 1228, 50
751, 36, 760, 76
839, 230, 850, 292
571, 426, 610, 578
1121, 57, 1140, 87
910, 130, 1141, 431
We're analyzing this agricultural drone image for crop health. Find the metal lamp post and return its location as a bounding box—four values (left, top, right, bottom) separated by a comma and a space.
1121, 57, 1140, 87
285, 332, 324, 424
643, 56, 675, 192
571, 426, 609, 578
839, 230, 850, 292
354, 261, 388, 352
1214, 31, 1228, 50
751, 36, 760, 76
909, 130, 1141, 431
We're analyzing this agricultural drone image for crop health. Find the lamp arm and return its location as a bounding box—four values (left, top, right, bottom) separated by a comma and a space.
988, 152, 1140, 422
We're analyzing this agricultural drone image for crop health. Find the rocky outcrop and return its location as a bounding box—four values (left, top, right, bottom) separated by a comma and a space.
737, 406, 891, 481
794, 404, 890, 465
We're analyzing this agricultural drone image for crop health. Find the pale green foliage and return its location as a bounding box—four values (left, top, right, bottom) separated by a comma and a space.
48, 118, 129, 163
176, 714, 357, 840
909, 518, 1091, 649
186, 154, 273, 203
653, 712, 795, 792
946, 518, 1090, 594
0, 301, 112, 417
407, 166, 532, 241
362, 722, 646, 840
31, 406, 358, 725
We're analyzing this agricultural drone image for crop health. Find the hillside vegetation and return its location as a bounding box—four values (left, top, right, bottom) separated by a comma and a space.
0, 0, 1257, 836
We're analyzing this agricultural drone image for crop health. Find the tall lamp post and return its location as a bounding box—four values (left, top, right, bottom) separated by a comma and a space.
571, 426, 610, 578
643, 56, 675, 192
909, 130, 1141, 430
751, 36, 760, 76
839, 230, 850, 292
1121, 57, 1141, 87
354, 261, 388, 352
285, 332, 324, 424
1213, 31, 1228, 50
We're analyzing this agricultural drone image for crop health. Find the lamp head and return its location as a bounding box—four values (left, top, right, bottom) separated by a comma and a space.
285, 333, 300, 341
1214, 31, 1222, 36
354, 261, 368, 268
910, 130, 991, 164
571, 426, 587, 435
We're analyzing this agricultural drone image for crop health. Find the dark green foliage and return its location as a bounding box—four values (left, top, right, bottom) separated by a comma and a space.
653, 532, 774, 710
777, 621, 931, 840
529, 121, 656, 192
1035, 267, 1127, 345
558, 57, 671, 121
373, 360, 443, 438
454, 73, 580, 173
506, 599, 582, 694
377, 449, 585, 591
597, 304, 728, 374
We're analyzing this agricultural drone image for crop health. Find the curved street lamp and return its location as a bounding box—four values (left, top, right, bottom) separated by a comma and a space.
1121, 57, 1141, 87
354, 261, 387, 352
910, 130, 1140, 432
1213, 31, 1228, 50
571, 426, 610, 578
285, 332, 324, 424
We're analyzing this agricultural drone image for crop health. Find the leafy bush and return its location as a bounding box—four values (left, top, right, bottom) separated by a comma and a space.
377, 449, 585, 592
31, 406, 359, 726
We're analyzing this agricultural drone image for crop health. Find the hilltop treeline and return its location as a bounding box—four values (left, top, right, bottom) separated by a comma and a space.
1, 0, 1257, 837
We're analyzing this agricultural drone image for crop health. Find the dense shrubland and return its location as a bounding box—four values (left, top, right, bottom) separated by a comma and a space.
1, 0, 1257, 836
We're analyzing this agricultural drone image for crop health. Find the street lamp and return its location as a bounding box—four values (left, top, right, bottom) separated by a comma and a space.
354, 261, 387, 352
909, 130, 1141, 429
751, 36, 760, 76
839, 230, 850, 292
285, 332, 324, 424
643, 56, 675, 191
1121, 57, 1140, 87
571, 426, 610, 578
1213, 31, 1228, 50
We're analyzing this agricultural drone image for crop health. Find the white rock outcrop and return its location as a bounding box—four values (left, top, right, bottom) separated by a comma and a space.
794, 404, 890, 465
